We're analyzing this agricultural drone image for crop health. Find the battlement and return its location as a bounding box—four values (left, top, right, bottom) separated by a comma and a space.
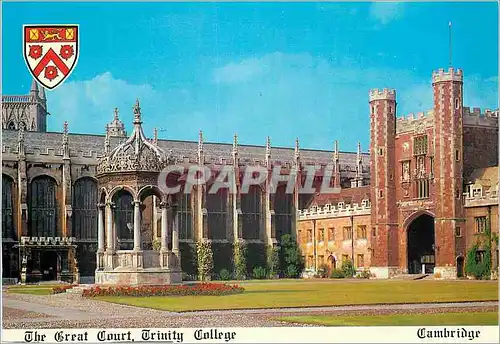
2, 95, 34, 103
298, 199, 371, 220
432, 67, 463, 83
463, 107, 499, 118
395, 110, 433, 134
463, 107, 498, 128
369, 88, 396, 102
463, 190, 498, 207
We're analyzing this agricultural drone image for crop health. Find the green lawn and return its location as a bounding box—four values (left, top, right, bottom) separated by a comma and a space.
276, 312, 499, 326
5, 285, 61, 295
96, 280, 498, 312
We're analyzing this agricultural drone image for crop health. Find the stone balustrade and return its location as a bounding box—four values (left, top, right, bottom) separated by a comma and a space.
298, 200, 371, 220
20, 236, 76, 246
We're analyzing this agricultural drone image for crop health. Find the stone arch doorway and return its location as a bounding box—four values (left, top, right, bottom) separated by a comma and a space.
456, 256, 465, 278
407, 213, 435, 274
327, 255, 336, 275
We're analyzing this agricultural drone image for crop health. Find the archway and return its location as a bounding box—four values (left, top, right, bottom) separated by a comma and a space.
457, 256, 465, 278
112, 190, 134, 250
407, 213, 435, 274
327, 255, 336, 275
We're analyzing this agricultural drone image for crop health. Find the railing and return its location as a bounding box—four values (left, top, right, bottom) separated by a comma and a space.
2, 95, 34, 103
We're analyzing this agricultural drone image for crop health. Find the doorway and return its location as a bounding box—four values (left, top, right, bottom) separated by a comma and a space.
407, 214, 435, 274
41, 251, 58, 281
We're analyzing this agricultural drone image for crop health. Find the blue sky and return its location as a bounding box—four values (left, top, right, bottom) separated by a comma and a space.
2, 1, 498, 151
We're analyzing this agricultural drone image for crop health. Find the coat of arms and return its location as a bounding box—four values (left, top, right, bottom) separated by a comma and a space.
23, 25, 79, 90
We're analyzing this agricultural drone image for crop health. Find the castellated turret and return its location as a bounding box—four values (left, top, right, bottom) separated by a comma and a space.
432, 67, 463, 84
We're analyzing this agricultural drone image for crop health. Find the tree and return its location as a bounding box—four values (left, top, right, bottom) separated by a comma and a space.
280, 234, 305, 278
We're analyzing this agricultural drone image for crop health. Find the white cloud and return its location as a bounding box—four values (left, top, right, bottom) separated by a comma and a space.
369, 2, 404, 25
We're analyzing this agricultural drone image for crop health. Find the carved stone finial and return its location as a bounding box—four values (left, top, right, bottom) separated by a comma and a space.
233, 133, 238, 155
357, 141, 361, 161
153, 127, 158, 145
198, 130, 203, 150
62, 121, 70, 159
334, 140, 339, 160
104, 124, 110, 154
266, 136, 271, 155
114, 108, 119, 121
294, 137, 300, 160
133, 99, 142, 124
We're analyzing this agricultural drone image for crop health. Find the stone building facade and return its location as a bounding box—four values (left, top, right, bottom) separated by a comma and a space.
2, 67, 498, 282
1, 81, 368, 282
298, 68, 499, 279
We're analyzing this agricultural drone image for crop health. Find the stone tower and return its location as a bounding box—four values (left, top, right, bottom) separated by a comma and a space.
369, 88, 398, 278
432, 68, 465, 278
107, 108, 127, 137
1, 79, 48, 131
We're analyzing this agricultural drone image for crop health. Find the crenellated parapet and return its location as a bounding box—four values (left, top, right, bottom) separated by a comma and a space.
395, 110, 434, 134
298, 199, 371, 220
432, 68, 463, 83
463, 190, 498, 207
369, 88, 396, 102
463, 106, 498, 128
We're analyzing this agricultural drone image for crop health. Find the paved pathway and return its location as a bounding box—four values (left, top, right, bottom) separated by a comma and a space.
2, 291, 497, 329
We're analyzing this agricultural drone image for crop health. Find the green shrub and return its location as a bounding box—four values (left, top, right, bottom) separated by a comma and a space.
252, 266, 268, 279
266, 245, 280, 278
285, 264, 300, 278
341, 259, 356, 278
356, 270, 371, 279
330, 268, 345, 279
233, 241, 248, 280
317, 263, 329, 278
465, 243, 491, 280
280, 234, 305, 278
218, 269, 232, 281
196, 241, 214, 281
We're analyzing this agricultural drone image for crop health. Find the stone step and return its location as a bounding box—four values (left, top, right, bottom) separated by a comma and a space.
392, 274, 429, 280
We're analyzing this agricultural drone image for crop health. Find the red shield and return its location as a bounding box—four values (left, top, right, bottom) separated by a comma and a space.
23, 25, 79, 90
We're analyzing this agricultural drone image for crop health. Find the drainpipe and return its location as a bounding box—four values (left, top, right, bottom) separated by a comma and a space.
487, 205, 492, 272
350, 213, 355, 274
312, 218, 317, 272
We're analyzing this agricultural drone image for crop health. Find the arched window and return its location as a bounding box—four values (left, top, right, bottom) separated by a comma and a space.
73, 178, 98, 241
178, 193, 192, 240
274, 184, 293, 241
7, 121, 16, 130
29, 176, 57, 237
241, 185, 262, 239
113, 190, 134, 250
2, 175, 15, 239
206, 187, 228, 240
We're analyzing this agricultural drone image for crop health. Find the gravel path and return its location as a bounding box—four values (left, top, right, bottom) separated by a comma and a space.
2, 292, 497, 329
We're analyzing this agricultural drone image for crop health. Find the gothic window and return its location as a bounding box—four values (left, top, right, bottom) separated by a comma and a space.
2, 175, 15, 239
430, 157, 434, 176
113, 190, 134, 250
357, 254, 364, 268
475, 216, 487, 234
357, 225, 367, 239
417, 179, 429, 199
29, 176, 57, 237
413, 135, 428, 156
73, 178, 98, 241
178, 193, 192, 240
206, 187, 228, 240
274, 184, 293, 241
7, 121, 15, 130
318, 228, 325, 242
455, 227, 462, 237
343, 226, 352, 240
328, 227, 334, 241
241, 185, 262, 240
307, 229, 312, 243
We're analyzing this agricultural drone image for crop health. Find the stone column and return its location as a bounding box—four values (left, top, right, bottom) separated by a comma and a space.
133, 200, 141, 251
105, 202, 114, 252
97, 204, 105, 251
172, 206, 179, 254
160, 202, 168, 251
